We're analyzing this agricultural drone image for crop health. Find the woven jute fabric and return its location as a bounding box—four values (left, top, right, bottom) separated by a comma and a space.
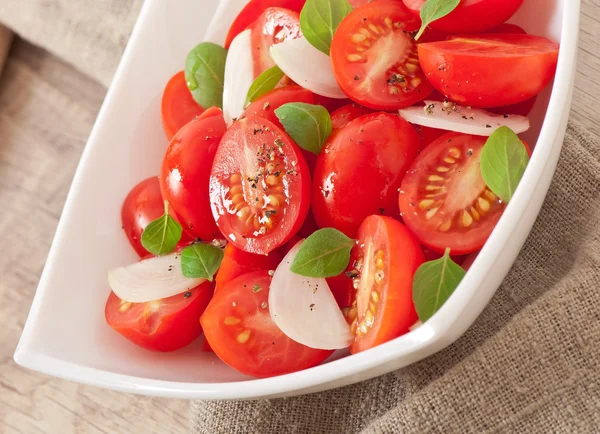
191, 122, 600, 433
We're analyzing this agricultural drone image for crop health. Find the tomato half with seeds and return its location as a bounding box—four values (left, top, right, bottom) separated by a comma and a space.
161, 107, 227, 240
330, 104, 373, 129
105, 281, 214, 352
313, 112, 421, 237
418, 34, 559, 108
215, 244, 282, 293
399, 132, 505, 255
344, 216, 423, 354
201, 271, 332, 377
330, 0, 432, 110
161, 71, 204, 140
210, 117, 311, 255
244, 85, 314, 128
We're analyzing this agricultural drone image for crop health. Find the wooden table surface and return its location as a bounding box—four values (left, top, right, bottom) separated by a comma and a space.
1, 1, 599, 432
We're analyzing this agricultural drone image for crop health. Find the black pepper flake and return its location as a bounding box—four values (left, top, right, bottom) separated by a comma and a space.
354, 75, 360, 80
184, 291, 192, 298
275, 138, 284, 148
503, 114, 509, 118
168, 265, 174, 272
346, 270, 359, 279
265, 210, 278, 218
461, 115, 468, 120
263, 102, 270, 110
206, 136, 212, 141
485, 124, 492, 128
273, 171, 281, 177
252, 284, 262, 293
309, 303, 316, 311
467, 150, 473, 157
253, 128, 263, 135
379, 207, 385, 215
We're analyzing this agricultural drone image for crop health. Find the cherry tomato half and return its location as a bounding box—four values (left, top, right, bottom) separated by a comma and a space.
331, 0, 432, 110
201, 271, 332, 377
244, 85, 314, 128
344, 215, 424, 354
215, 244, 282, 293
161, 71, 204, 141
160, 107, 227, 241
210, 117, 311, 255
398, 132, 505, 255
402, 0, 524, 33
105, 281, 214, 352
330, 104, 373, 129
313, 112, 421, 237
418, 34, 559, 108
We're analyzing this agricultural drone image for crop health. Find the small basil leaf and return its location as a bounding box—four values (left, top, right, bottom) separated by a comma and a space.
185, 42, 227, 109
141, 201, 183, 256
290, 228, 355, 278
245, 66, 284, 108
415, 0, 461, 40
480, 126, 530, 204
181, 243, 224, 281
412, 249, 465, 322
275, 103, 332, 154
300, 0, 353, 55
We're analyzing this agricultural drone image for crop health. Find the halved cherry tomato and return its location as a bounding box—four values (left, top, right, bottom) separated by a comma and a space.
399, 132, 505, 255
215, 244, 282, 293
330, 104, 373, 129
200, 271, 332, 377
413, 124, 447, 149
161, 71, 204, 140
210, 117, 311, 255
244, 85, 314, 128
312, 95, 352, 113
331, 0, 432, 110
402, 0, 524, 33
344, 215, 423, 354
225, 0, 306, 49
121, 177, 194, 257
251, 7, 301, 77
105, 281, 214, 352
326, 273, 354, 310
418, 34, 559, 108
160, 107, 227, 241
313, 112, 421, 237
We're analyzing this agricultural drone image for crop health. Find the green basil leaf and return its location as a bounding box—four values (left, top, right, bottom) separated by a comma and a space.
290, 228, 355, 278
412, 248, 466, 322
180, 243, 224, 281
480, 126, 530, 204
275, 103, 332, 155
245, 66, 284, 108
140, 201, 183, 256
300, 0, 353, 55
185, 42, 227, 109
415, 0, 461, 40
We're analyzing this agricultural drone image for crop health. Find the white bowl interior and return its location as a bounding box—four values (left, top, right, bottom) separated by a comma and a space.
14, 0, 570, 394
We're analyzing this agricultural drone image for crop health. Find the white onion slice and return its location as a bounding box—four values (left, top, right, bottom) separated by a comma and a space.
270, 37, 347, 99
399, 100, 530, 136
223, 29, 254, 125
203, 0, 250, 45
108, 252, 206, 303
269, 241, 353, 350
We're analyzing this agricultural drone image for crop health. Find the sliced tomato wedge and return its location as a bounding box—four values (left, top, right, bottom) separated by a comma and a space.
330, 0, 432, 110
418, 34, 559, 108
105, 281, 214, 352
215, 244, 282, 293
330, 104, 373, 129
200, 271, 332, 377
210, 117, 311, 255
399, 132, 506, 255
344, 216, 423, 354
244, 85, 314, 128
161, 71, 204, 140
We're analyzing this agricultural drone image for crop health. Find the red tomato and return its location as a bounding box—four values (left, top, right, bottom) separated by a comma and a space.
244, 85, 314, 128
488, 23, 527, 34
330, 104, 373, 129
225, 0, 306, 49
215, 244, 282, 293
344, 216, 423, 353
161, 71, 204, 141
418, 34, 559, 108
461, 251, 479, 271
160, 107, 227, 241
121, 177, 194, 257
200, 271, 332, 377
413, 124, 447, 149
312, 112, 421, 237
105, 281, 214, 352
312, 95, 352, 113
488, 96, 537, 117
348, 0, 369, 6
210, 117, 311, 255
251, 7, 301, 77
330, 0, 432, 110
399, 132, 505, 255
402, 0, 524, 33
326, 273, 354, 310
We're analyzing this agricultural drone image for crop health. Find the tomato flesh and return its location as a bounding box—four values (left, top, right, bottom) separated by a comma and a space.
399, 132, 505, 255
344, 216, 423, 354
215, 244, 282, 293
210, 117, 311, 254
161, 71, 204, 140
418, 34, 559, 108
201, 272, 332, 377
331, 0, 432, 110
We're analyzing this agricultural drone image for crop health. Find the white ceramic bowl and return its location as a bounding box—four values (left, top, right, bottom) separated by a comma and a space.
14, 0, 580, 399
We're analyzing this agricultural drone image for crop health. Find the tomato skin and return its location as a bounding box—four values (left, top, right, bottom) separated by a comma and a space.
312, 95, 352, 113
488, 23, 527, 34
160, 107, 227, 241
488, 96, 537, 117
215, 244, 282, 293
418, 34, 559, 108
161, 71, 204, 141
330, 104, 373, 129
225, 0, 306, 49
201, 272, 332, 377
244, 85, 314, 128
326, 273, 354, 309
312, 112, 421, 237
105, 281, 214, 352
403, 0, 524, 33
